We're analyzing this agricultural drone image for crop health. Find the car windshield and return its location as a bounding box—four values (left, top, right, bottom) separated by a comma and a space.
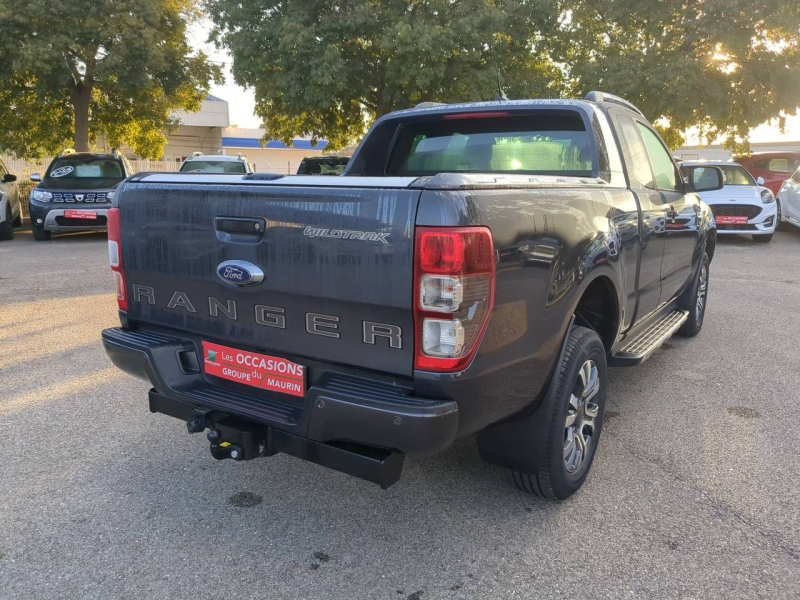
386, 113, 594, 176
718, 165, 756, 186
297, 158, 349, 175
180, 160, 246, 173
46, 156, 124, 180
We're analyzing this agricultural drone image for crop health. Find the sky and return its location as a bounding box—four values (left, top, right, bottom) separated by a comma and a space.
189, 20, 800, 143
187, 21, 261, 129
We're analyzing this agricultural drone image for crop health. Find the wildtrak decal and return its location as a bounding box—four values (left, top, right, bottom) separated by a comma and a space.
303, 226, 389, 244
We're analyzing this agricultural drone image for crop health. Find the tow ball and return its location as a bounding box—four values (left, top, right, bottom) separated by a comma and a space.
186, 410, 258, 461
206, 428, 245, 461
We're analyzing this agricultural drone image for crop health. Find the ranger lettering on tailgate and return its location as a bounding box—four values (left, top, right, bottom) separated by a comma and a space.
131, 284, 404, 348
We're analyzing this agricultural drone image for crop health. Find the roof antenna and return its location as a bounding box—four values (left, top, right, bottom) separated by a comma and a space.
495, 71, 509, 101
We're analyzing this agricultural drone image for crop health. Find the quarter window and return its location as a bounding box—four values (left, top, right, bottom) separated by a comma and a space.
636, 124, 679, 190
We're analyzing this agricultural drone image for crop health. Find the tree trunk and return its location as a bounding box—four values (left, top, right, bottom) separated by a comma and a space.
71, 84, 92, 152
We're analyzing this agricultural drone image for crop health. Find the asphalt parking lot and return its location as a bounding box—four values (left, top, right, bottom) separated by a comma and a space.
1, 226, 799, 599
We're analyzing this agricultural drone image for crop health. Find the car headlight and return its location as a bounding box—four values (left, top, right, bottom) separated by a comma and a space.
106, 189, 116, 202
31, 189, 52, 202
760, 189, 775, 204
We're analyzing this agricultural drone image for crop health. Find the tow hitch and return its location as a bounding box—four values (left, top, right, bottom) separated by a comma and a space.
186, 409, 260, 461
151, 390, 405, 488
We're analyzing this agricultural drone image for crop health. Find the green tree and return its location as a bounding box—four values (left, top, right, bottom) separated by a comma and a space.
208, 0, 800, 152
0, 0, 222, 158
558, 0, 800, 152
208, 0, 567, 149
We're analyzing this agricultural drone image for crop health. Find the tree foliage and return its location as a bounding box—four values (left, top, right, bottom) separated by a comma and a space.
558, 0, 800, 153
208, 0, 800, 152
0, 0, 221, 158
208, 0, 568, 150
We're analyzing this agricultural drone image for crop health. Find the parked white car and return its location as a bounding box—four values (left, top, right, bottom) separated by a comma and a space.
681, 161, 778, 243
0, 157, 22, 240
776, 166, 800, 230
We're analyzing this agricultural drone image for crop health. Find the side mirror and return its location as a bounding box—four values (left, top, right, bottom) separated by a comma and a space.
756, 176, 765, 186
30, 173, 41, 182
3, 174, 17, 183
684, 166, 724, 193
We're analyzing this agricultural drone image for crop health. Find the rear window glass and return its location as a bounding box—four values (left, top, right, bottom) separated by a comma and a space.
180, 160, 246, 174
386, 113, 594, 176
297, 158, 350, 175
47, 157, 124, 179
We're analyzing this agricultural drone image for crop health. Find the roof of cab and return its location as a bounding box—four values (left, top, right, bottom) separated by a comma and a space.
375, 91, 645, 123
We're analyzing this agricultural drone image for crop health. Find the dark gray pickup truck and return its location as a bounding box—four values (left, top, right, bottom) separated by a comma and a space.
103, 92, 722, 499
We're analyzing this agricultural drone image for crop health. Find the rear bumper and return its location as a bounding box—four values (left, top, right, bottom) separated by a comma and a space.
101, 327, 459, 458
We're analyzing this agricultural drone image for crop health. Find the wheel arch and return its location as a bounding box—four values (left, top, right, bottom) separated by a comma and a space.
572, 273, 621, 354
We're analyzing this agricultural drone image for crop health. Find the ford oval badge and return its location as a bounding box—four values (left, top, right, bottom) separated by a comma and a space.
216, 260, 265, 287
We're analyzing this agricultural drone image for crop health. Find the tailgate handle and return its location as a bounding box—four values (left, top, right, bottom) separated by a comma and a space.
214, 217, 266, 239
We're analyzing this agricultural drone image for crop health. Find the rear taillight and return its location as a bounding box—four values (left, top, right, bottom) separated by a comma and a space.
413, 227, 495, 372
107, 207, 127, 311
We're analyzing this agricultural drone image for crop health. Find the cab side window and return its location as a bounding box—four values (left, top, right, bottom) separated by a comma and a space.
612, 113, 656, 190
636, 124, 679, 191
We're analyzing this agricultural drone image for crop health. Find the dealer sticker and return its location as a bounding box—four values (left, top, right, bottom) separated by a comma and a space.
201, 341, 305, 397
64, 210, 97, 220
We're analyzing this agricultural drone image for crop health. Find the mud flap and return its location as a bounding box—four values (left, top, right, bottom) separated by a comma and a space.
476, 317, 576, 474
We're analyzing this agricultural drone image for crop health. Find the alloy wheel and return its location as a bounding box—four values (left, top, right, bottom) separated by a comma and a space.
696, 263, 708, 323
564, 359, 600, 474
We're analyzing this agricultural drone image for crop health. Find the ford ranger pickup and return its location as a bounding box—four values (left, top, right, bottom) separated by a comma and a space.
102, 92, 723, 499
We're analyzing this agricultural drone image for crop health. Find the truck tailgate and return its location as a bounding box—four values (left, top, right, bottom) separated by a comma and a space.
118, 178, 419, 376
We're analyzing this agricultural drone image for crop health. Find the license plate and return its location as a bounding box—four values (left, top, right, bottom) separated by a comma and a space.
715, 215, 748, 224
201, 341, 306, 397
64, 210, 98, 220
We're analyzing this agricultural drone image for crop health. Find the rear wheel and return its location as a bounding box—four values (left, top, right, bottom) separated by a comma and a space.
32, 225, 51, 241
510, 326, 607, 500
677, 251, 709, 337
752, 234, 773, 243
12, 213, 22, 227
0, 207, 13, 240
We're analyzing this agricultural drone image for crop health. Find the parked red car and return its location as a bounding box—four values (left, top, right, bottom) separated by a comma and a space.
737, 152, 800, 196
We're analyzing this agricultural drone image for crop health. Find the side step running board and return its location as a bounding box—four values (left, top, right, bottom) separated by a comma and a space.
610, 309, 689, 367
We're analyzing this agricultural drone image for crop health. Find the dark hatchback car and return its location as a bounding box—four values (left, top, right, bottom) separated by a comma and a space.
296, 155, 350, 175
28, 151, 134, 241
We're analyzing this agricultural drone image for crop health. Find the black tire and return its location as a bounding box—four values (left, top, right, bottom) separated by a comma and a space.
510, 326, 607, 500
32, 225, 51, 241
752, 234, 772, 243
677, 251, 709, 337
12, 213, 22, 228
0, 207, 13, 240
